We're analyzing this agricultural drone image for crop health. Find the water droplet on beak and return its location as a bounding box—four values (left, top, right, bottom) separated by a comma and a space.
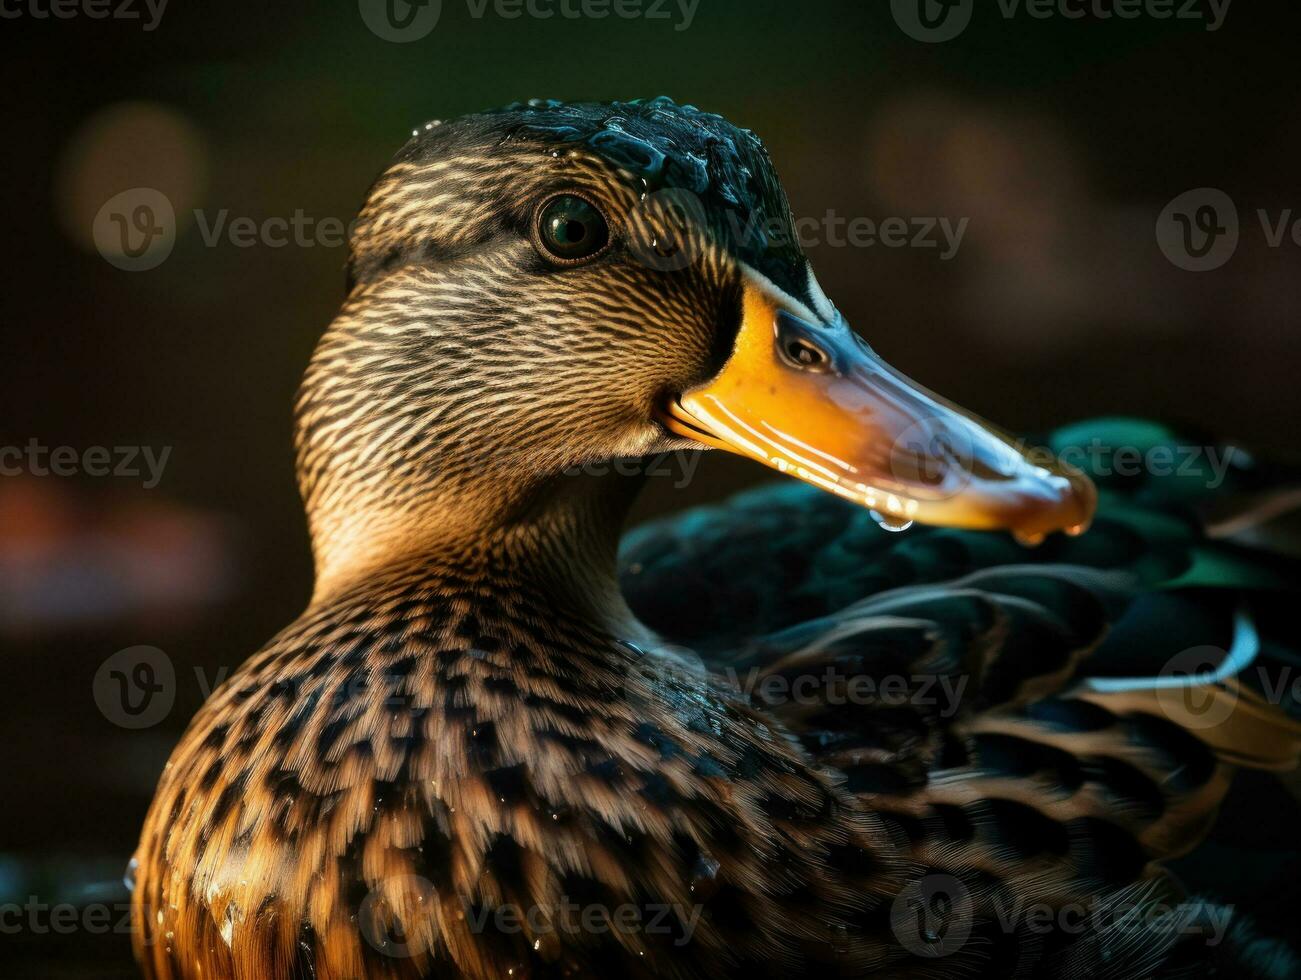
870, 510, 913, 533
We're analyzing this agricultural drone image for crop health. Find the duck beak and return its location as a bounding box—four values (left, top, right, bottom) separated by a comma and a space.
659, 271, 1095, 541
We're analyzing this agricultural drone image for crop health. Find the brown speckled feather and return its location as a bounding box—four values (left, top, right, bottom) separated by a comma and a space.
134, 540, 920, 978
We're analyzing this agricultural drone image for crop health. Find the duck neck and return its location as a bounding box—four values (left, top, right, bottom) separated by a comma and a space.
307, 468, 650, 638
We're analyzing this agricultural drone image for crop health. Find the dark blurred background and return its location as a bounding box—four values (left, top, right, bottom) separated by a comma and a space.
3, 0, 1300, 974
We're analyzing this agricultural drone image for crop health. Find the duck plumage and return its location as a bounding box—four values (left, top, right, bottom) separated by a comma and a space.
131, 100, 1301, 979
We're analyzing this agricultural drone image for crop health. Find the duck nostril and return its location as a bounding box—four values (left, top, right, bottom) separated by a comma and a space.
784, 338, 828, 370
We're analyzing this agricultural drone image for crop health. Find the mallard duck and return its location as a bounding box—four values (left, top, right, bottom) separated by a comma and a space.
130, 98, 1301, 979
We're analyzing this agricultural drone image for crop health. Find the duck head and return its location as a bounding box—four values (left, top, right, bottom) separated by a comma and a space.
297, 98, 1094, 598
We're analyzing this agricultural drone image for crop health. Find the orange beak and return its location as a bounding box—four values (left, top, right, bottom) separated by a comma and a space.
659, 271, 1095, 542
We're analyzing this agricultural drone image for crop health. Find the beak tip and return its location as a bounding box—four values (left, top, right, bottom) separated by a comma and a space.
1061, 465, 1099, 536
990, 462, 1098, 541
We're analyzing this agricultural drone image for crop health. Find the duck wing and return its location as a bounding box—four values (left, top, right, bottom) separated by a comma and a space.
620, 418, 1301, 975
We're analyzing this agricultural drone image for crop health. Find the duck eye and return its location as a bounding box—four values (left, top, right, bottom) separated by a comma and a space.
536, 195, 609, 263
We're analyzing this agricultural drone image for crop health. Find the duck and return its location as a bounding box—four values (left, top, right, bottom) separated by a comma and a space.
130, 97, 1301, 979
